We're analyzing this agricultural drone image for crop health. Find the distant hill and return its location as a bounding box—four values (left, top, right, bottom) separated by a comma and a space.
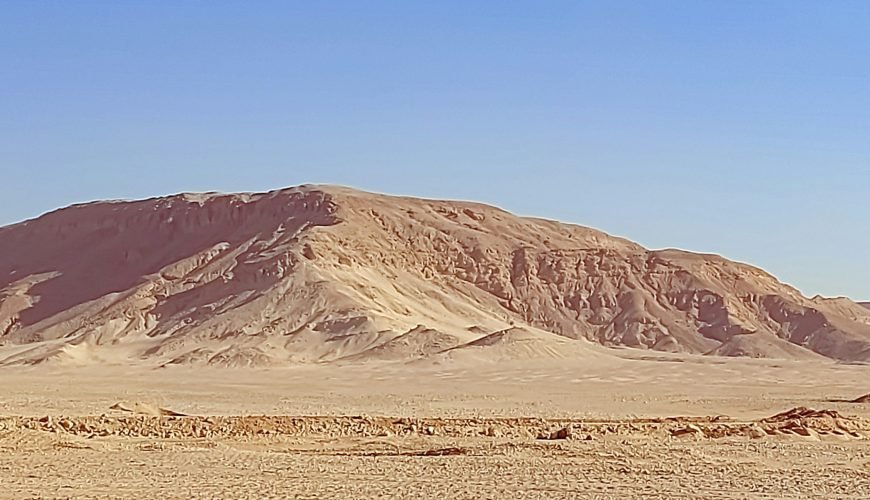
2, 185, 870, 366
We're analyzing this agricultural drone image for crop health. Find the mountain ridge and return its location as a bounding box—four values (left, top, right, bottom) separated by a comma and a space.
1, 184, 869, 366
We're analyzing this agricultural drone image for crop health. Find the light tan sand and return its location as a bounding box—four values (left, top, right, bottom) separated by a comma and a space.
1, 355, 869, 499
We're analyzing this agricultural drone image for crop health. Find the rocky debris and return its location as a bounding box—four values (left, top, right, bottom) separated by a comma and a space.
670, 424, 703, 438
759, 407, 869, 438
538, 426, 573, 440
413, 447, 470, 456
2, 408, 867, 442
483, 426, 501, 438
109, 402, 188, 417
3, 422, 867, 500
763, 407, 843, 422
553, 426, 572, 440
745, 424, 767, 439
785, 425, 816, 438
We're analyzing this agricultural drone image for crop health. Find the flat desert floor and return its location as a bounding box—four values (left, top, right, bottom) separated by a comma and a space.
2, 353, 870, 499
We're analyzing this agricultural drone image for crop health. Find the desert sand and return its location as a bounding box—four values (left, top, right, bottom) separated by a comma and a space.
1, 185, 869, 498
1, 357, 870, 499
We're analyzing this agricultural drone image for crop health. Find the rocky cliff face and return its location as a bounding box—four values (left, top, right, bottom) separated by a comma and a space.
1, 185, 868, 366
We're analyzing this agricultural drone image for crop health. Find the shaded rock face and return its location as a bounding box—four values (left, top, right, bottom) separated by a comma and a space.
1, 185, 869, 366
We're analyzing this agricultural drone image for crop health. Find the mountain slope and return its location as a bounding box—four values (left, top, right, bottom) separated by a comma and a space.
1, 185, 869, 366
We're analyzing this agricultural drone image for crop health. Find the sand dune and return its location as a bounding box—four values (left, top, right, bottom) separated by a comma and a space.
338, 325, 470, 362
707, 333, 828, 360
1, 184, 869, 366
432, 327, 608, 363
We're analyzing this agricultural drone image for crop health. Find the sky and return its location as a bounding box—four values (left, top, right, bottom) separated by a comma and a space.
1, 1, 868, 299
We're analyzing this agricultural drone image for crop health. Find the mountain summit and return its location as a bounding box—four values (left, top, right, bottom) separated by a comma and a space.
1, 185, 868, 366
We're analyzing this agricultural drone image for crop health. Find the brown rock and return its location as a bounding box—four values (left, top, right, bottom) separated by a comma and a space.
671, 424, 703, 438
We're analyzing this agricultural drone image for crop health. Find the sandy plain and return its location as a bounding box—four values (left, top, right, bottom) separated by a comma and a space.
2, 353, 870, 499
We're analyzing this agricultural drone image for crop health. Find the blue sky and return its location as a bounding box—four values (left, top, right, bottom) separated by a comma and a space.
1, 1, 868, 299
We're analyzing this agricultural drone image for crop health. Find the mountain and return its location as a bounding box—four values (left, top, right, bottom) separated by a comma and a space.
861, 302, 870, 310
1, 185, 869, 366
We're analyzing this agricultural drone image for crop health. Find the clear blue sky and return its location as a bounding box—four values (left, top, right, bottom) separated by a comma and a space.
1, 1, 868, 299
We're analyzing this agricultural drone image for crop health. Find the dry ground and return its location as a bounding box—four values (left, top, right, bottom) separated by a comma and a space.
2, 355, 870, 499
